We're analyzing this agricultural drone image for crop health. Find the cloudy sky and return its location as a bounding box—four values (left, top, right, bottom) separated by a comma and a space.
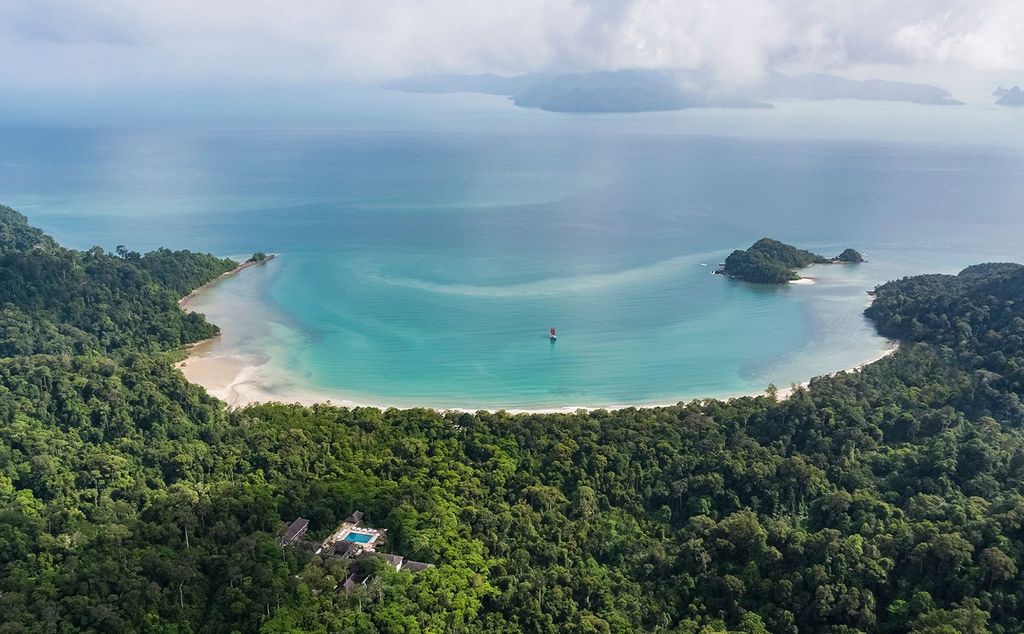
1, 0, 1022, 120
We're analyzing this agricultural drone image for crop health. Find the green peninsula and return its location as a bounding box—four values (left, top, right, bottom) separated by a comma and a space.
719, 238, 863, 284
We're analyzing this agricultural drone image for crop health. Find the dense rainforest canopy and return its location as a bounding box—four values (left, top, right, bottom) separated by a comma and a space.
1, 206, 1023, 633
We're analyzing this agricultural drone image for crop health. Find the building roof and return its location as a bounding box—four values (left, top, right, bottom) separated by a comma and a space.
381, 553, 405, 570
344, 510, 364, 525
283, 517, 310, 542
402, 560, 434, 573
331, 541, 359, 557
341, 573, 369, 592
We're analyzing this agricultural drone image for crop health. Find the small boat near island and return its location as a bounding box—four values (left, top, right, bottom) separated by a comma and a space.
549, 327, 557, 341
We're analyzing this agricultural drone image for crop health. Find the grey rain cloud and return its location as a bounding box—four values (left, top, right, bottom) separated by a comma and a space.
1, 0, 1022, 90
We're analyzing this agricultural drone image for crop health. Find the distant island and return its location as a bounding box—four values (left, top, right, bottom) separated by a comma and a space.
384, 69, 772, 112
751, 71, 962, 105
382, 69, 963, 113
835, 247, 866, 263
717, 238, 863, 284
509, 70, 772, 112
994, 86, 1024, 107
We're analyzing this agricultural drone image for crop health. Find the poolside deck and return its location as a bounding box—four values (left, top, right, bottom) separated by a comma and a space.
318, 513, 385, 555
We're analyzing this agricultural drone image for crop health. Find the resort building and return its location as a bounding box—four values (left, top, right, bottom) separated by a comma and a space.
342, 573, 369, 593
282, 511, 433, 589
280, 517, 310, 545
330, 540, 361, 559
402, 560, 434, 573
319, 509, 384, 555
370, 552, 434, 572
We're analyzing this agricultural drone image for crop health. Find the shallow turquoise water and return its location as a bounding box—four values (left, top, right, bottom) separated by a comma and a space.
342, 532, 373, 544
2, 96, 1023, 408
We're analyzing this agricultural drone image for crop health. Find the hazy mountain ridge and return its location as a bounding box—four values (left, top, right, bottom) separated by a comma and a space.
382, 69, 964, 113
994, 86, 1024, 107
753, 71, 961, 105
510, 70, 772, 112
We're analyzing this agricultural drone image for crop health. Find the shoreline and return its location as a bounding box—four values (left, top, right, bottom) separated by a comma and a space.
176, 253, 896, 413
177, 338, 898, 413
711, 269, 817, 285
178, 254, 277, 311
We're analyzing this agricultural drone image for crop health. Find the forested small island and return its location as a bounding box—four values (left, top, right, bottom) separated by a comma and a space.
3, 205, 1024, 632
718, 238, 864, 284
836, 247, 866, 263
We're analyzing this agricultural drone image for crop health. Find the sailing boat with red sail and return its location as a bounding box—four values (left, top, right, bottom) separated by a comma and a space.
549, 327, 557, 341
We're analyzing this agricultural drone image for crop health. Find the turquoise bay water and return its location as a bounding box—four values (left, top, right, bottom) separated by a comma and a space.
2, 96, 1024, 408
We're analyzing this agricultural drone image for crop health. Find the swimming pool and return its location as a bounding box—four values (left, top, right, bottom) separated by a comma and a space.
343, 532, 373, 543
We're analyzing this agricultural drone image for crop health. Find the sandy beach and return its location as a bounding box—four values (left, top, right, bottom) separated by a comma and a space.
177, 341, 897, 412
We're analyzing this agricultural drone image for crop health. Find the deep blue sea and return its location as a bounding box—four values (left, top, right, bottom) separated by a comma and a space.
2, 93, 1023, 408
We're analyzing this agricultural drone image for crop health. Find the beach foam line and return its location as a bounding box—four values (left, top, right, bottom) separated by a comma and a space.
366, 255, 698, 298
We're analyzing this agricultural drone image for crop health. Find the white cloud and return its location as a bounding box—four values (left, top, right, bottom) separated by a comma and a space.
0, 0, 1022, 92
893, 3, 1024, 70
606, 0, 790, 84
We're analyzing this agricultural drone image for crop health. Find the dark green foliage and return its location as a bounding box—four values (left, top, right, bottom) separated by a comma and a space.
723, 248, 801, 283
2, 206, 1024, 632
723, 239, 867, 284
0, 209, 235, 356
866, 262, 1024, 356
0, 204, 56, 255
723, 238, 829, 284
747, 237, 829, 268
837, 248, 866, 263
248, 251, 268, 263
134, 247, 237, 297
